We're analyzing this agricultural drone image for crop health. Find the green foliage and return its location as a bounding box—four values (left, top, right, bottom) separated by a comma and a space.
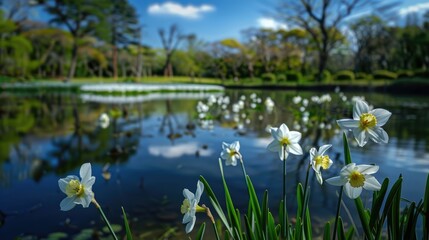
355, 72, 370, 80
413, 69, 429, 78
285, 70, 303, 82
334, 70, 355, 81
261, 73, 276, 82
396, 70, 414, 78
276, 74, 286, 82
373, 70, 397, 80
322, 70, 332, 82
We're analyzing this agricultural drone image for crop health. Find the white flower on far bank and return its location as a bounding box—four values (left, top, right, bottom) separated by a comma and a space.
309, 144, 333, 185
58, 163, 96, 211
267, 123, 303, 160
220, 141, 241, 166
337, 100, 391, 147
98, 113, 110, 129
181, 180, 205, 234
326, 163, 381, 199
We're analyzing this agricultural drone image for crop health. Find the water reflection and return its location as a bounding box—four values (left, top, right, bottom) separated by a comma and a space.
0, 90, 428, 239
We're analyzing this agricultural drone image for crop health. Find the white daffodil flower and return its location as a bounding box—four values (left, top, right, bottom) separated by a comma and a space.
337, 100, 391, 147
98, 113, 110, 129
220, 141, 241, 166
326, 163, 381, 199
181, 180, 205, 234
58, 163, 96, 211
267, 123, 303, 160
309, 144, 333, 185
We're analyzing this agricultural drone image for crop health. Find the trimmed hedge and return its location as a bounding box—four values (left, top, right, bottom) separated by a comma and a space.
373, 70, 397, 80
414, 70, 429, 79
285, 71, 303, 82
334, 70, 355, 81
397, 70, 414, 79
276, 74, 286, 82
261, 73, 276, 82
355, 72, 370, 80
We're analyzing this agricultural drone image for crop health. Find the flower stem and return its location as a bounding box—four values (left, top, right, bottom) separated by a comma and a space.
301, 164, 311, 221
203, 204, 220, 240
238, 153, 248, 181
92, 198, 119, 240
282, 145, 288, 239
332, 187, 343, 240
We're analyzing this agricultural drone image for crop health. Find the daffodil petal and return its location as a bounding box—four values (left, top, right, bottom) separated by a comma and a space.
195, 180, 204, 202
185, 216, 196, 233
183, 189, 194, 200
287, 143, 303, 155
183, 212, 192, 224
340, 163, 356, 177
83, 176, 95, 187
354, 100, 369, 119
337, 119, 359, 130
363, 175, 381, 191
309, 147, 317, 163
316, 172, 323, 185
371, 108, 391, 127
368, 127, 389, 144
267, 140, 280, 153
80, 163, 92, 183
353, 128, 368, 147
326, 176, 348, 186
230, 141, 240, 151
356, 164, 379, 175
60, 197, 77, 211
318, 144, 332, 156
288, 131, 301, 142
344, 183, 362, 199
222, 142, 229, 150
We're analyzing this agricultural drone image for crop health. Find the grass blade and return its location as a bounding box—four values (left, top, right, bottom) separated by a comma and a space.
196, 222, 206, 240
121, 207, 133, 240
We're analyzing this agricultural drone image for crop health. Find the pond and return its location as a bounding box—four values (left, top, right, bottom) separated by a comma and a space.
0, 88, 428, 239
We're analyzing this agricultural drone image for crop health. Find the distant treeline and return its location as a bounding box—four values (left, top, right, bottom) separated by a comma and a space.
0, 0, 428, 82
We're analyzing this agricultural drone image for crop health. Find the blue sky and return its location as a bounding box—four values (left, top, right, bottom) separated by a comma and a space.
133, 0, 429, 48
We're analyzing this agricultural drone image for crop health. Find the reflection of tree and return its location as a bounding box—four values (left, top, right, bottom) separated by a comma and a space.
159, 100, 184, 144
50, 105, 141, 176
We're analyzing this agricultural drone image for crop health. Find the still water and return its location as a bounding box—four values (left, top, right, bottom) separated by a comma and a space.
0, 89, 428, 239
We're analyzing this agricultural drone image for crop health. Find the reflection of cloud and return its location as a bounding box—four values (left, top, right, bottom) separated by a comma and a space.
148, 2, 215, 19
148, 142, 213, 158
257, 17, 288, 30
252, 137, 272, 148
399, 2, 429, 16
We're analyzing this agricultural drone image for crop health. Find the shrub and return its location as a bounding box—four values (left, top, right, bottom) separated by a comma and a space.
355, 72, 370, 80
261, 73, 276, 82
373, 70, 397, 80
397, 70, 414, 79
334, 70, 355, 81
276, 74, 286, 82
414, 70, 429, 79
285, 71, 303, 82
322, 70, 332, 82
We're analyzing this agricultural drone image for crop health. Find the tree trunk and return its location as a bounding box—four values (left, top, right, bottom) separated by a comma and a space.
317, 50, 328, 82
67, 40, 78, 81
113, 45, 118, 79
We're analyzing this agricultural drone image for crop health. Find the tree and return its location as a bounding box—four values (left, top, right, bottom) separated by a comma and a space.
102, 0, 139, 79
276, 0, 369, 81
158, 24, 183, 77
36, 0, 110, 80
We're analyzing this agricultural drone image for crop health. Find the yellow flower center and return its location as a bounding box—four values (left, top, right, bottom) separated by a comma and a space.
181, 199, 190, 214
281, 138, 290, 146
314, 155, 331, 169
229, 151, 237, 157
349, 171, 365, 188
359, 113, 377, 130
65, 179, 84, 197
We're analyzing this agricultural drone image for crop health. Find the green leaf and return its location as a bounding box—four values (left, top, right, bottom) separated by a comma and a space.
345, 226, 355, 240
244, 215, 257, 240
387, 176, 403, 240
121, 207, 133, 240
342, 132, 352, 165
370, 178, 389, 232
323, 222, 331, 240
262, 190, 269, 238
196, 222, 206, 240
336, 217, 346, 240
199, 175, 232, 236
354, 197, 373, 240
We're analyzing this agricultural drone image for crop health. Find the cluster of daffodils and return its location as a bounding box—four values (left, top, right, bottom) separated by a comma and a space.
196, 93, 276, 132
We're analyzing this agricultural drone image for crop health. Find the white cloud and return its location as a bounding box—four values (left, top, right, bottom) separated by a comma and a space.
399, 2, 429, 16
148, 2, 215, 19
148, 142, 213, 158
257, 17, 288, 30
